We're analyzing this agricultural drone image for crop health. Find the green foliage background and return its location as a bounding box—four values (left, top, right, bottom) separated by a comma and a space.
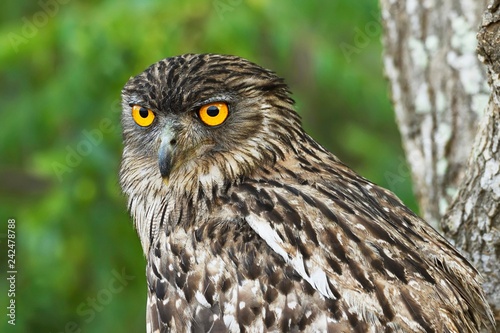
0, 0, 416, 332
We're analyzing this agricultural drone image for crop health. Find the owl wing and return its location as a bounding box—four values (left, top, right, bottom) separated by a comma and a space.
226, 174, 493, 332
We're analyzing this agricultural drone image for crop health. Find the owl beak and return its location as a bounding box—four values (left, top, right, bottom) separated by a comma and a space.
158, 128, 177, 180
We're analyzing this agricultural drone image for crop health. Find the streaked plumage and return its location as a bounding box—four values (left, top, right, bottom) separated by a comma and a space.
119, 53, 494, 332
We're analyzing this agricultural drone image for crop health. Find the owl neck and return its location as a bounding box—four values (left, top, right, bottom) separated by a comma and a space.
123, 128, 327, 256
123, 156, 229, 256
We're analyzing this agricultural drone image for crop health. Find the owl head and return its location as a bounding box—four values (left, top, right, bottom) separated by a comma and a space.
119, 54, 303, 248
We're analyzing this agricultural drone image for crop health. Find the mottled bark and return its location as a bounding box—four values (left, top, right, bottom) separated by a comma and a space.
379, 0, 489, 227
380, 0, 500, 326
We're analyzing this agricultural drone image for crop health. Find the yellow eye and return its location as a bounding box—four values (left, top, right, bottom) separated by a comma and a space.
131, 105, 155, 127
198, 102, 229, 126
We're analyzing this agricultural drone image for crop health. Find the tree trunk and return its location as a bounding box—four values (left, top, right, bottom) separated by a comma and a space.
379, 0, 500, 327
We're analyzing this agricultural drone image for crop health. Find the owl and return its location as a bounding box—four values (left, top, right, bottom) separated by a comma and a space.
119, 54, 494, 333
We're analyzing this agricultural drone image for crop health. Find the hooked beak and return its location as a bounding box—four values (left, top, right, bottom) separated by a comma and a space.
158, 124, 177, 180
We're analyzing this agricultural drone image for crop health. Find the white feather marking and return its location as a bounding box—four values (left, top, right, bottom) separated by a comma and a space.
245, 215, 289, 260
234, 154, 246, 164
290, 252, 308, 277
176, 289, 186, 300
225, 302, 235, 313
195, 291, 211, 308
199, 165, 223, 186
290, 252, 334, 298
251, 285, 259, 294
175, 299, 182, 309
310, 269, 335, 299
288, 301, 297, 309
355, 223, 366, 231
337, 232, 344, 246
245, 138, 262, 156
223, 314, 239, 332
343, 289, 382, 324
246, 214, 337, 299
239, 301, 246, 310
206, 257, 226, 285
227, 157, 240, 177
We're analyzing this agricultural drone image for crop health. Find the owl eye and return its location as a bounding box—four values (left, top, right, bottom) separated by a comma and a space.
131, 105, 155, 127
198, 102, 229, 126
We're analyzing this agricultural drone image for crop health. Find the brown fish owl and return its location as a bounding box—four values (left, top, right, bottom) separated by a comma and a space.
119, 54, 494, 332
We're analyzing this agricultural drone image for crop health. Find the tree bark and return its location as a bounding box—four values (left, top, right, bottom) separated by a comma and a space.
379, 0, 500, 327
